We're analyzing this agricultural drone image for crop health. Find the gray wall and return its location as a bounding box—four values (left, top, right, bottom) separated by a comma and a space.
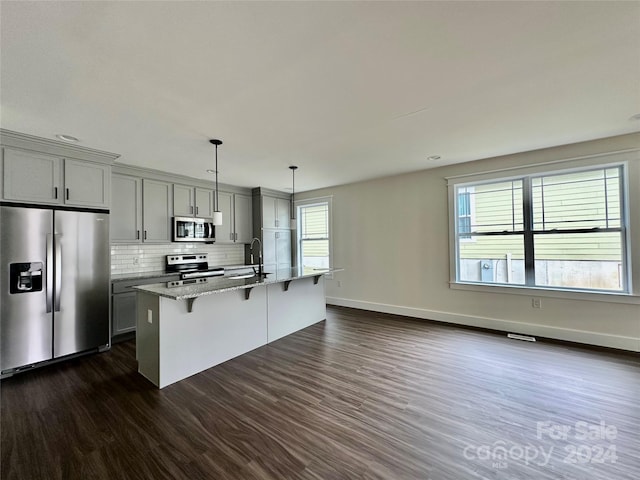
297, 133, 640, 351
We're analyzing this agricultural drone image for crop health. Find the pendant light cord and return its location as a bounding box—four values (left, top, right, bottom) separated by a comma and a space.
289, 166, 297, 221
215, 144, 219, 211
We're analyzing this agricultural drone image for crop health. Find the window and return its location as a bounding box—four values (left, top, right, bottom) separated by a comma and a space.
451, 164, 629, 293
296, 198, 331, 270
457, 187, 474, 239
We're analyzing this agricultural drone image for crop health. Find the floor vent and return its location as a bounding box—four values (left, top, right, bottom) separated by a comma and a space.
507, 333, 537, 342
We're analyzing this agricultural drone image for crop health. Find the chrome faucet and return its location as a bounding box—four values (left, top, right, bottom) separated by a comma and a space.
250, 237, 263, 276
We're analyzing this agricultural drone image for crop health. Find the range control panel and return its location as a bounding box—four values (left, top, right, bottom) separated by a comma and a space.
166, 277, 210, 288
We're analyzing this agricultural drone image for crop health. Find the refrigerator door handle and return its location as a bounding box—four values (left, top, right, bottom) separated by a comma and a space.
46, 234, 54, 313
54, 234, 62, 312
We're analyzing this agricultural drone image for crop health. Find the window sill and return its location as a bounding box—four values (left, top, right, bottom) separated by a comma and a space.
449, 281, 640, 305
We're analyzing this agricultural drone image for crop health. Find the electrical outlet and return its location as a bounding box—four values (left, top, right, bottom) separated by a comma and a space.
337, 280, 342, 287
532, 298, 542, 309
147, 309, 153, 324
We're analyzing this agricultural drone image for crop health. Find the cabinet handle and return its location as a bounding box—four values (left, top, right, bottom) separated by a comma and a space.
275, 219, 279, 227
190, 205, 194, 214
66, 188, 70, 200
234, 233, 238, 241
196, 206, 199, 216
54, 187, 58, 199
136, 230, 140, 240
230, 233, 233, 241
144, 230, 147, 240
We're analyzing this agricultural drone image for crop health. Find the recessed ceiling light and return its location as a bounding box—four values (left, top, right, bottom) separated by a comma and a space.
206, 169, 217, 174
56, 134, 79, 143
427, 155, 441, 161
629, 113, 640, 121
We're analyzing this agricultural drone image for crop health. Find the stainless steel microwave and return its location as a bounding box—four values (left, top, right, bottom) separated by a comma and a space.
172, 217, 215, 242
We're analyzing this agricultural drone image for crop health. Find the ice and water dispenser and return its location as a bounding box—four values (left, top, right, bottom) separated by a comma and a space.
9, 262, 43, 294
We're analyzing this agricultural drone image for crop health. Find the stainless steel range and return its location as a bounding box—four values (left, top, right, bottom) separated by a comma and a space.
165, 253, 224, 288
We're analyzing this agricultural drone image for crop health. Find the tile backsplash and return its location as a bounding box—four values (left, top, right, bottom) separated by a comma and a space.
110, 243, 245, 275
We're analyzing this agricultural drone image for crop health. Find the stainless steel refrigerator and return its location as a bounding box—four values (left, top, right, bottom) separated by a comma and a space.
1, 205, 110, 375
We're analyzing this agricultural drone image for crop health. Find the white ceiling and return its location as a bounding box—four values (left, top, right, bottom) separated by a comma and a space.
1, 1, 639, 192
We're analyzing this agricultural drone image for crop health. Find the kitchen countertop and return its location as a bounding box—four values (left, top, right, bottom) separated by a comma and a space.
111, 264, 259, 282
133, 267, 342, 300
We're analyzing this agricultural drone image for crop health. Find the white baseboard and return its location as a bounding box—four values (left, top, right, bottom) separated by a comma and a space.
326, 297, 640, 352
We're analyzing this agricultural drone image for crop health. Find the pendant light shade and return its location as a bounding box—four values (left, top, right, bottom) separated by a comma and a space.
289, 165, 298, 230
209, 139, 223, 226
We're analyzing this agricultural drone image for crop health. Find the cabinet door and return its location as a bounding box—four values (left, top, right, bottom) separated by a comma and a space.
2, 148, 62, 204
64, 159, 110, 208
234, 194, 253, 243
112, 292, 137, 336
262, 230, 277, 266
111, 174, 142, 243
276, 198, 291, 229
215, 191, 234, 243
173, 184, 194, 217
195, 188, 213, 218
262, 195, 277, 228
276, 229, 292, 268
142, 179, 172, 242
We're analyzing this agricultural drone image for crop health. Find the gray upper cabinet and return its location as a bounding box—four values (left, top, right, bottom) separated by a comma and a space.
111, 174, 142, 243
195, 188, 214, 218
64, 159, 110, 208
173, 184, 213, 218
216, 191, 234, 243
261, 195, 291, 229
2, 148, 110, 208
3, 148, 62, 204
234, 194, 253, 243
276, 198, 291, 229
111, 176, 172, 244
1, 131, 118, 209
173, 184, 194, 217
252, 188, 293, 270
215, 192, 252, 244
142, 179, 172, 243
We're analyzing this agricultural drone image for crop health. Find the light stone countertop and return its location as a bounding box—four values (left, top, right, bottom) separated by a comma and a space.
133, 267, 342, 300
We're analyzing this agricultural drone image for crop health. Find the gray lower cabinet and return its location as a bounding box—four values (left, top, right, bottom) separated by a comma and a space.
262, 229, 292, 273
111, 275, 179, 338
112, 291, 137, 336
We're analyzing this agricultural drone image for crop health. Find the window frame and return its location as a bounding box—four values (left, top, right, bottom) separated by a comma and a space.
294, 196, 333, 272
447, 154, 636, 302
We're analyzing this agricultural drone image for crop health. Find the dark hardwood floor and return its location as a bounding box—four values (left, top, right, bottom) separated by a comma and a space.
2, 306, 639, 479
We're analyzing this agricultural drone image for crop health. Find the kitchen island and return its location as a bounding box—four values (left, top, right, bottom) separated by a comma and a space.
134, 267, 341, 388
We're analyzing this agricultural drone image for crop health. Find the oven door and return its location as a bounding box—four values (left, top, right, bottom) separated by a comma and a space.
173, 217, 196, 242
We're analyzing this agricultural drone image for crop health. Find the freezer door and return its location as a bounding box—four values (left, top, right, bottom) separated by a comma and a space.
53, 210, 110, 358
0, 206, 54, 371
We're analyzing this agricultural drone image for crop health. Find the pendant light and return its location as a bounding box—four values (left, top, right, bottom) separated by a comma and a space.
289, 165, 298, 229
209, 139, 223, 226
